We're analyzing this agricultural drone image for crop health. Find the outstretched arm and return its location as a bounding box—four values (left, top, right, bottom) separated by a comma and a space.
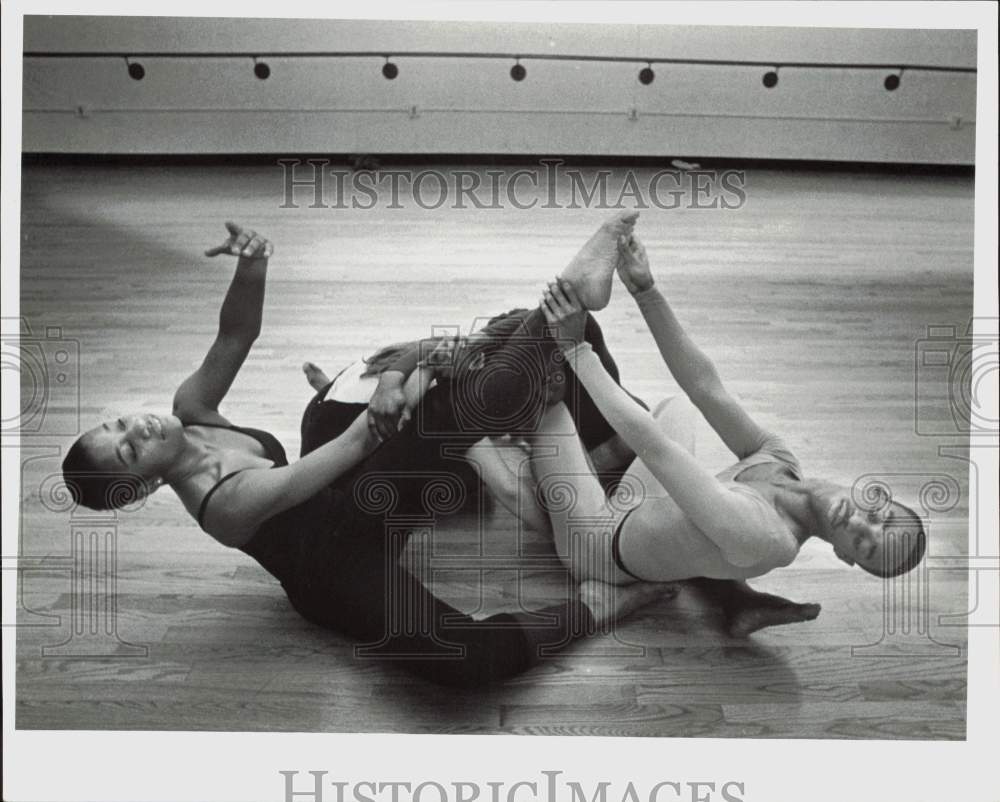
204, 409, 381, 542
617, 235, 771, 460
206, 350, 454, 541
172, 222, 273, 424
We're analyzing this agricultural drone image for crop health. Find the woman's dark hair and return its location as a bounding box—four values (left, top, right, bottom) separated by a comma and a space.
864, 501, 928, 579
362, 310, 535, 378
61, 434, 148, 511
361, 339, 424, 378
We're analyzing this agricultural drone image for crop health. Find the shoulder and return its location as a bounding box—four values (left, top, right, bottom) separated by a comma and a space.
753, 431, 802, 479
196, 468, 278, 548
725, 484, 800, 567
763, 516, 800, 568
173, 402, 231, 428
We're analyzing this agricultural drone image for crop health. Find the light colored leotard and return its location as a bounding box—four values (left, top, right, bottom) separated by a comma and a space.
563, 287, 805, 582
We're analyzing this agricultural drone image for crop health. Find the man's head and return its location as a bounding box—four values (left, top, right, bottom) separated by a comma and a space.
814, 486, 926, 577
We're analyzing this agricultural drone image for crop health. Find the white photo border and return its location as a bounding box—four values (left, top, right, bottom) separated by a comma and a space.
3, 2, 997, 801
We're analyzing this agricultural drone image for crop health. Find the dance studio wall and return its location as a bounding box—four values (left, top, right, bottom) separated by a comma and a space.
22, 18, 976, 164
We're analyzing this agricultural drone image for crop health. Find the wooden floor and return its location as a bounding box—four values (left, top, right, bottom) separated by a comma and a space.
15, 160, 974, 737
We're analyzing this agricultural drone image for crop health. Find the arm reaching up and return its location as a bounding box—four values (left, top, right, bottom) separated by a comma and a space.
617, 234, 773, 460
172, 222, 273, 424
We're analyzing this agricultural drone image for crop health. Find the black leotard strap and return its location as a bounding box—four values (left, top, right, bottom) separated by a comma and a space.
197, 470, 244, 530
185, 422, 289, 533
185, 422, 288, 466
611, 506, 645, 581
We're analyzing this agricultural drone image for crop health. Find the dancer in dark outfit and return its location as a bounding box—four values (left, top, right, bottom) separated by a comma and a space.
189, 410, 593, 687
60, 220, 672, 688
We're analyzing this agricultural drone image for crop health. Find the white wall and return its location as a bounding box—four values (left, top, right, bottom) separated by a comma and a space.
22, 18, 977, 163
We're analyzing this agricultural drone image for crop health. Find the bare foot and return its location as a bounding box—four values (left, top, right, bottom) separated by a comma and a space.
302, 361, 331, 391
579, 578, 677, 628
727, 595, 821, 638
560, 210, 640, 311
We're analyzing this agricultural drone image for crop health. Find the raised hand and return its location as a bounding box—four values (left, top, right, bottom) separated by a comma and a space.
616, 233, 654, 295
205, 222, 274, 260
540, 277, 587, 345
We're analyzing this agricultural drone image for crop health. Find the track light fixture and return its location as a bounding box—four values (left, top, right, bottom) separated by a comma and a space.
26, 52, 960, 96
126, 58, 145, 81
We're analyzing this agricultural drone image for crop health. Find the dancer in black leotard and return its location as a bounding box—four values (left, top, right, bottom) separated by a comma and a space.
185, 412, 594, 686
59, 220, 677, 687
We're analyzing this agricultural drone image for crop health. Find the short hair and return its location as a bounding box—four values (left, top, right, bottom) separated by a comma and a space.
863, 501, 927, 578
61, 434, 148, 511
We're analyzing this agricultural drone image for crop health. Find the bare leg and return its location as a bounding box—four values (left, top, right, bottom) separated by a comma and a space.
528, 402, 623, 582
465, 437, 551, 533
692, 578, 822, 637
587, 433, 635, 473
607, 395, 699, 579
580, 578, 679, 628
474, 432, 644, 536
559, 211, 640, 311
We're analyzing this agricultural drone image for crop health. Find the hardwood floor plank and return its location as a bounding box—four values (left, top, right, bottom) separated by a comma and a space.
720, 701, 966, 740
